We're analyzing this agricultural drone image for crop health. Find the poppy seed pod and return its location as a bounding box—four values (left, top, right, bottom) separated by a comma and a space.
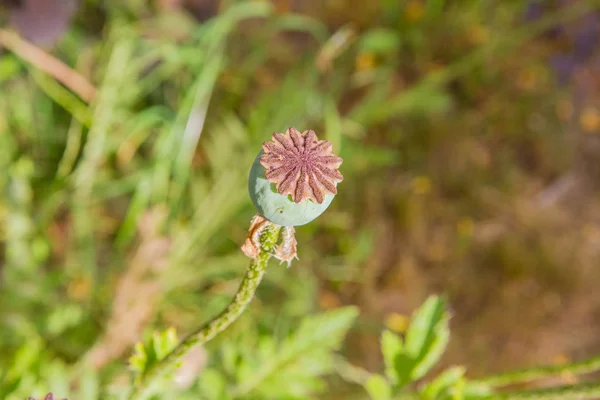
248, 128, 343, 227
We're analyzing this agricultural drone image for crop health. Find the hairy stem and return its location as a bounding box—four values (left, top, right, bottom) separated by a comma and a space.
129, 223, 281, 400
477, 355, 600, 388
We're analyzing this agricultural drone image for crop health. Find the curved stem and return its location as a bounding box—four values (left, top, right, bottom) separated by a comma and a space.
476, 355, 600, 388
500, 381, 600, 399
129, 223, 281, 400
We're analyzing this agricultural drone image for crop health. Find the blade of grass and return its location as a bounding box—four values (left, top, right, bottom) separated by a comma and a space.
476, 355, 600, 388
501, 381, 600, 400
324, 96, 343, 154
72, 30, 135, 279
169, 50, 224, 211
56, 119, 84, 178
28, 69, 92, 128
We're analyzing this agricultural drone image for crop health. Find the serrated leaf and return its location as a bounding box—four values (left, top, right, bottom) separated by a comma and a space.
420, 366, 465, 400
381, 330, 403, 384
232, 306, 359, 397
411, 316, 450, 380
405, 296, 445, 356
404, 296, 449, 380
129, 327, 179, 377
394, 353, 416, 388
285, 306, 359, 353
365, 374, 392, 400
129, 342, 147, 374
380, 330, 416, 387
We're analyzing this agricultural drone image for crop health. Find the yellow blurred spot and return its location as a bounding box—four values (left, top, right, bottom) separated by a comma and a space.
467, 24, 489, 45
560, 371, 578, 384
166, 326, 178, 342
68, 276, 91, 301
553, 353, 570, 365
553, 354, 578, 384
405, 0, 425, 22
517, 68, 537, 91
385, 313, 410, 333
319, 290, 342, 309
355, 52, 376, 72
427, 242, 447, 262
579, 107, 600, 133
412, 176, 432, 195
556, 99, 574, 121
457, 218, 475, 237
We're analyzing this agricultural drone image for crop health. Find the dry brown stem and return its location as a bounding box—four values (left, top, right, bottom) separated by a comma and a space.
0, 28, 96, 102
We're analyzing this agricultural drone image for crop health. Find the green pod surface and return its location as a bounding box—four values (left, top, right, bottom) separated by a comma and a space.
248, 150, 336, 227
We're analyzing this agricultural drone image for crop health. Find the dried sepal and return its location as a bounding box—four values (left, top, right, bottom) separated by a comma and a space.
274, 226, 298, 268
241, 214, 298, 266
241, 214, 271, 259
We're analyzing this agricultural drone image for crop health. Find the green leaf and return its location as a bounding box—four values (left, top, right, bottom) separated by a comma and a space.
198, 369, 229, 400
425, 0, 446, 19
324, 96, 342, 154
45, 303, 84, 336
381, 330, 403, 384
0, 55, 22, 82
129, 327, 179, 378
286, 305, 359, 354
412, 316, 450, 380
358, 28, 401, 55
272, 14, 329, 43
377, 296, 451, 390
405, 296, 449, 380
365, 374, 392, 400
420, 366, 465, 400
461, 381, 494, 400
129, 342, 148, 374
232, 306, 359, 398
76, 366, 100, 400
7, 339, 42, 381
340, 140, 400, 174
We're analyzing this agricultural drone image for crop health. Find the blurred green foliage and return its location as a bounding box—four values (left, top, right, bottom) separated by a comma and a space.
364, 296, 490, 400
2, 0, 600, 399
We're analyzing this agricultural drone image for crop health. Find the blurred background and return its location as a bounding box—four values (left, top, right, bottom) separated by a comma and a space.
1, 0, 600, 398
